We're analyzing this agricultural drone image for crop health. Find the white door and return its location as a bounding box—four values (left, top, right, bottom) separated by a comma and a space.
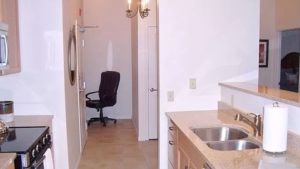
75, 21, 87, 152
148, 26, 158, 139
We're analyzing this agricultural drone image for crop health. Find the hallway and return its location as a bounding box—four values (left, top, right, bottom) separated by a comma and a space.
78, 120, 158, 169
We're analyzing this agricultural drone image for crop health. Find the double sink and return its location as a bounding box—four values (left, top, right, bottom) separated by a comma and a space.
192, 126, 261, 151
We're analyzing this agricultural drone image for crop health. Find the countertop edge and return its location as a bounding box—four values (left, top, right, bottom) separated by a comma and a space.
167, 109, 300, 169
219, 82, 300, 107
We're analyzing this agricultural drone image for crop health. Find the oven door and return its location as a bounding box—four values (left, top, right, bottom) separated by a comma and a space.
29, 147, 53, 169
29, 155, 45, 169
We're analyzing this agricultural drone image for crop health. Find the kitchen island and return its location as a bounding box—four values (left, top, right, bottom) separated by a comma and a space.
219, 82, 300, 107
167, 108, 300, 169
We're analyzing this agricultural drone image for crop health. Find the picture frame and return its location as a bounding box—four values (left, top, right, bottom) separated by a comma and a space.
259, 39, 269, 67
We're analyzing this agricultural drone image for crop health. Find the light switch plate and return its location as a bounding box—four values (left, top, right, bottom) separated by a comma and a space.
167, 91, 174, 102
189, 78, 196, 89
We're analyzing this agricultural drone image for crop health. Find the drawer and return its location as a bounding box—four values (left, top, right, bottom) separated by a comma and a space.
168, 131, 177, 169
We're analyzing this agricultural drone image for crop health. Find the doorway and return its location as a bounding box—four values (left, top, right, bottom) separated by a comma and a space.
148, 26, 158, 139
75, 21, 87, 152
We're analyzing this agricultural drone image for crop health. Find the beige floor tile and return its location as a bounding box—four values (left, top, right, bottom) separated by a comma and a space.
78, 119, 158, 169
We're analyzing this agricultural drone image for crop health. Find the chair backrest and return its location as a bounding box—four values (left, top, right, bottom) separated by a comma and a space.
98, 71, 120, 107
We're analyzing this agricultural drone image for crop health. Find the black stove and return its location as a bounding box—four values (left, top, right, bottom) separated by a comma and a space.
0, 126, 51, 169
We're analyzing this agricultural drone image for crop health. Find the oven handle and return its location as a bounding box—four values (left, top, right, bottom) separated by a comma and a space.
31, 155, 45, 169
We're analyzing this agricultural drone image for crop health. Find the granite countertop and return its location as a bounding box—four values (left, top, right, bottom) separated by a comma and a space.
0, 153, 15, 169
167, 110, 300, 169
219, 82, 300, 107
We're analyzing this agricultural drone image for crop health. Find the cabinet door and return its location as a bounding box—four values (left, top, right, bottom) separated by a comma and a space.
169, 161, 175, 169
178, 148, 189, 169
178, 130, 206, 169
189, 161, 199, 169
168, 132, 177, 169
7, 163, 15, 169
0, 0, 20, 75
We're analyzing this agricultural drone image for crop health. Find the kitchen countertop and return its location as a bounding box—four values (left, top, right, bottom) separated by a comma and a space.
219, 82, 300, 107
167, 110, 300, 169
13, 115, 53, 126
0, 153, 15, 169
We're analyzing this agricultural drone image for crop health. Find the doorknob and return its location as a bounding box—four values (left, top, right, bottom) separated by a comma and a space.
150, 88, 158, 92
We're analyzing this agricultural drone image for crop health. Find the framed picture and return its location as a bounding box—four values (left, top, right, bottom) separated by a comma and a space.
259, 39, 269, 67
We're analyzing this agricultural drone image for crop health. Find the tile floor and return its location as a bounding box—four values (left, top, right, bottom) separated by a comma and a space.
78, 119, 158, 169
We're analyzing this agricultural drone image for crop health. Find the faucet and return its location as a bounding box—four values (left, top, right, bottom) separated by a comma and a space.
234, 112, 262, 137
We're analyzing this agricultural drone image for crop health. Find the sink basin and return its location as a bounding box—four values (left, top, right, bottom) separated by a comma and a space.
206, 140, 260, 151
192, 127, 248, 141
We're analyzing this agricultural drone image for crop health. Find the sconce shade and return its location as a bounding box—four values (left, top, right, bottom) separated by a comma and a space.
126, 0, 150, 18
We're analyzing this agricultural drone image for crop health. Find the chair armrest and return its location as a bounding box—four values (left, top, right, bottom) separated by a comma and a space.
85, 91, 99, 100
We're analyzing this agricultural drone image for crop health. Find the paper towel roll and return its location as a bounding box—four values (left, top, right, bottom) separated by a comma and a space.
263, 103, 288, 153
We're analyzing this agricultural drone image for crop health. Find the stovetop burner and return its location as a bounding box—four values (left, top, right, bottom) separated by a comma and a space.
0, 126, 51, 168
0, 126, 48, 153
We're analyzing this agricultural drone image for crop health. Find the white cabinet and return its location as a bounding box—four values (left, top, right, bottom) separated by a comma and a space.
0, 0, 20, 75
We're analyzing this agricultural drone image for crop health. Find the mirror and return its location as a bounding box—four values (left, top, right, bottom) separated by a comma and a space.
259, 0, 300, 92
68, 25, 77, 86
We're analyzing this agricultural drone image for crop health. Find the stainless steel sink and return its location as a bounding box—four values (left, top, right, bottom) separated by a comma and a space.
206, 140, 260, 151
192, 127, 248, 141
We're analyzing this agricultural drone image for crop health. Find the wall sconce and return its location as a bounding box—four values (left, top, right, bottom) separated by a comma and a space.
126, 0, 150, 19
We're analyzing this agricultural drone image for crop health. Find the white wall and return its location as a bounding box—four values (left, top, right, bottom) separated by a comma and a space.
133, 0, 158, 141
83, 0, 132, 120
0, 0, 70, 169
0, 1, 85, 168
62, 0, 83, 168
221, 86, 300, 134
158, 0, 260, 168
259, 0, 300, 89
132, 15, 139, 135
276, 0, 300, 31
259, 0, 281, 88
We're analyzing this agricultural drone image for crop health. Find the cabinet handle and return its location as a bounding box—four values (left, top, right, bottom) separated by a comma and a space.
169, 126, 175, 131
169, 141, 175, 145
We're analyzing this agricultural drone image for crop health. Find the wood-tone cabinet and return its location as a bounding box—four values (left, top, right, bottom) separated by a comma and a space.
168, 118, 209, 169
178, 147, 202, 169
168, 119, 178, 169
0, 0, 20, 75
6, 160, 15, 169
178, 148, 189, 169
177, 130, 206, 169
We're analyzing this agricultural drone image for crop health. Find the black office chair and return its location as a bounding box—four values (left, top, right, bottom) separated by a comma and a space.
86, 71, 120, 126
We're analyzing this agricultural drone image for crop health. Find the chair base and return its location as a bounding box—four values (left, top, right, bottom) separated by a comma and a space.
88, 117, 117, 127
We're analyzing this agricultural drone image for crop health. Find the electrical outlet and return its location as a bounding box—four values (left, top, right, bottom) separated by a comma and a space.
189, 78, 196, 89
167, 91, 174, 102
